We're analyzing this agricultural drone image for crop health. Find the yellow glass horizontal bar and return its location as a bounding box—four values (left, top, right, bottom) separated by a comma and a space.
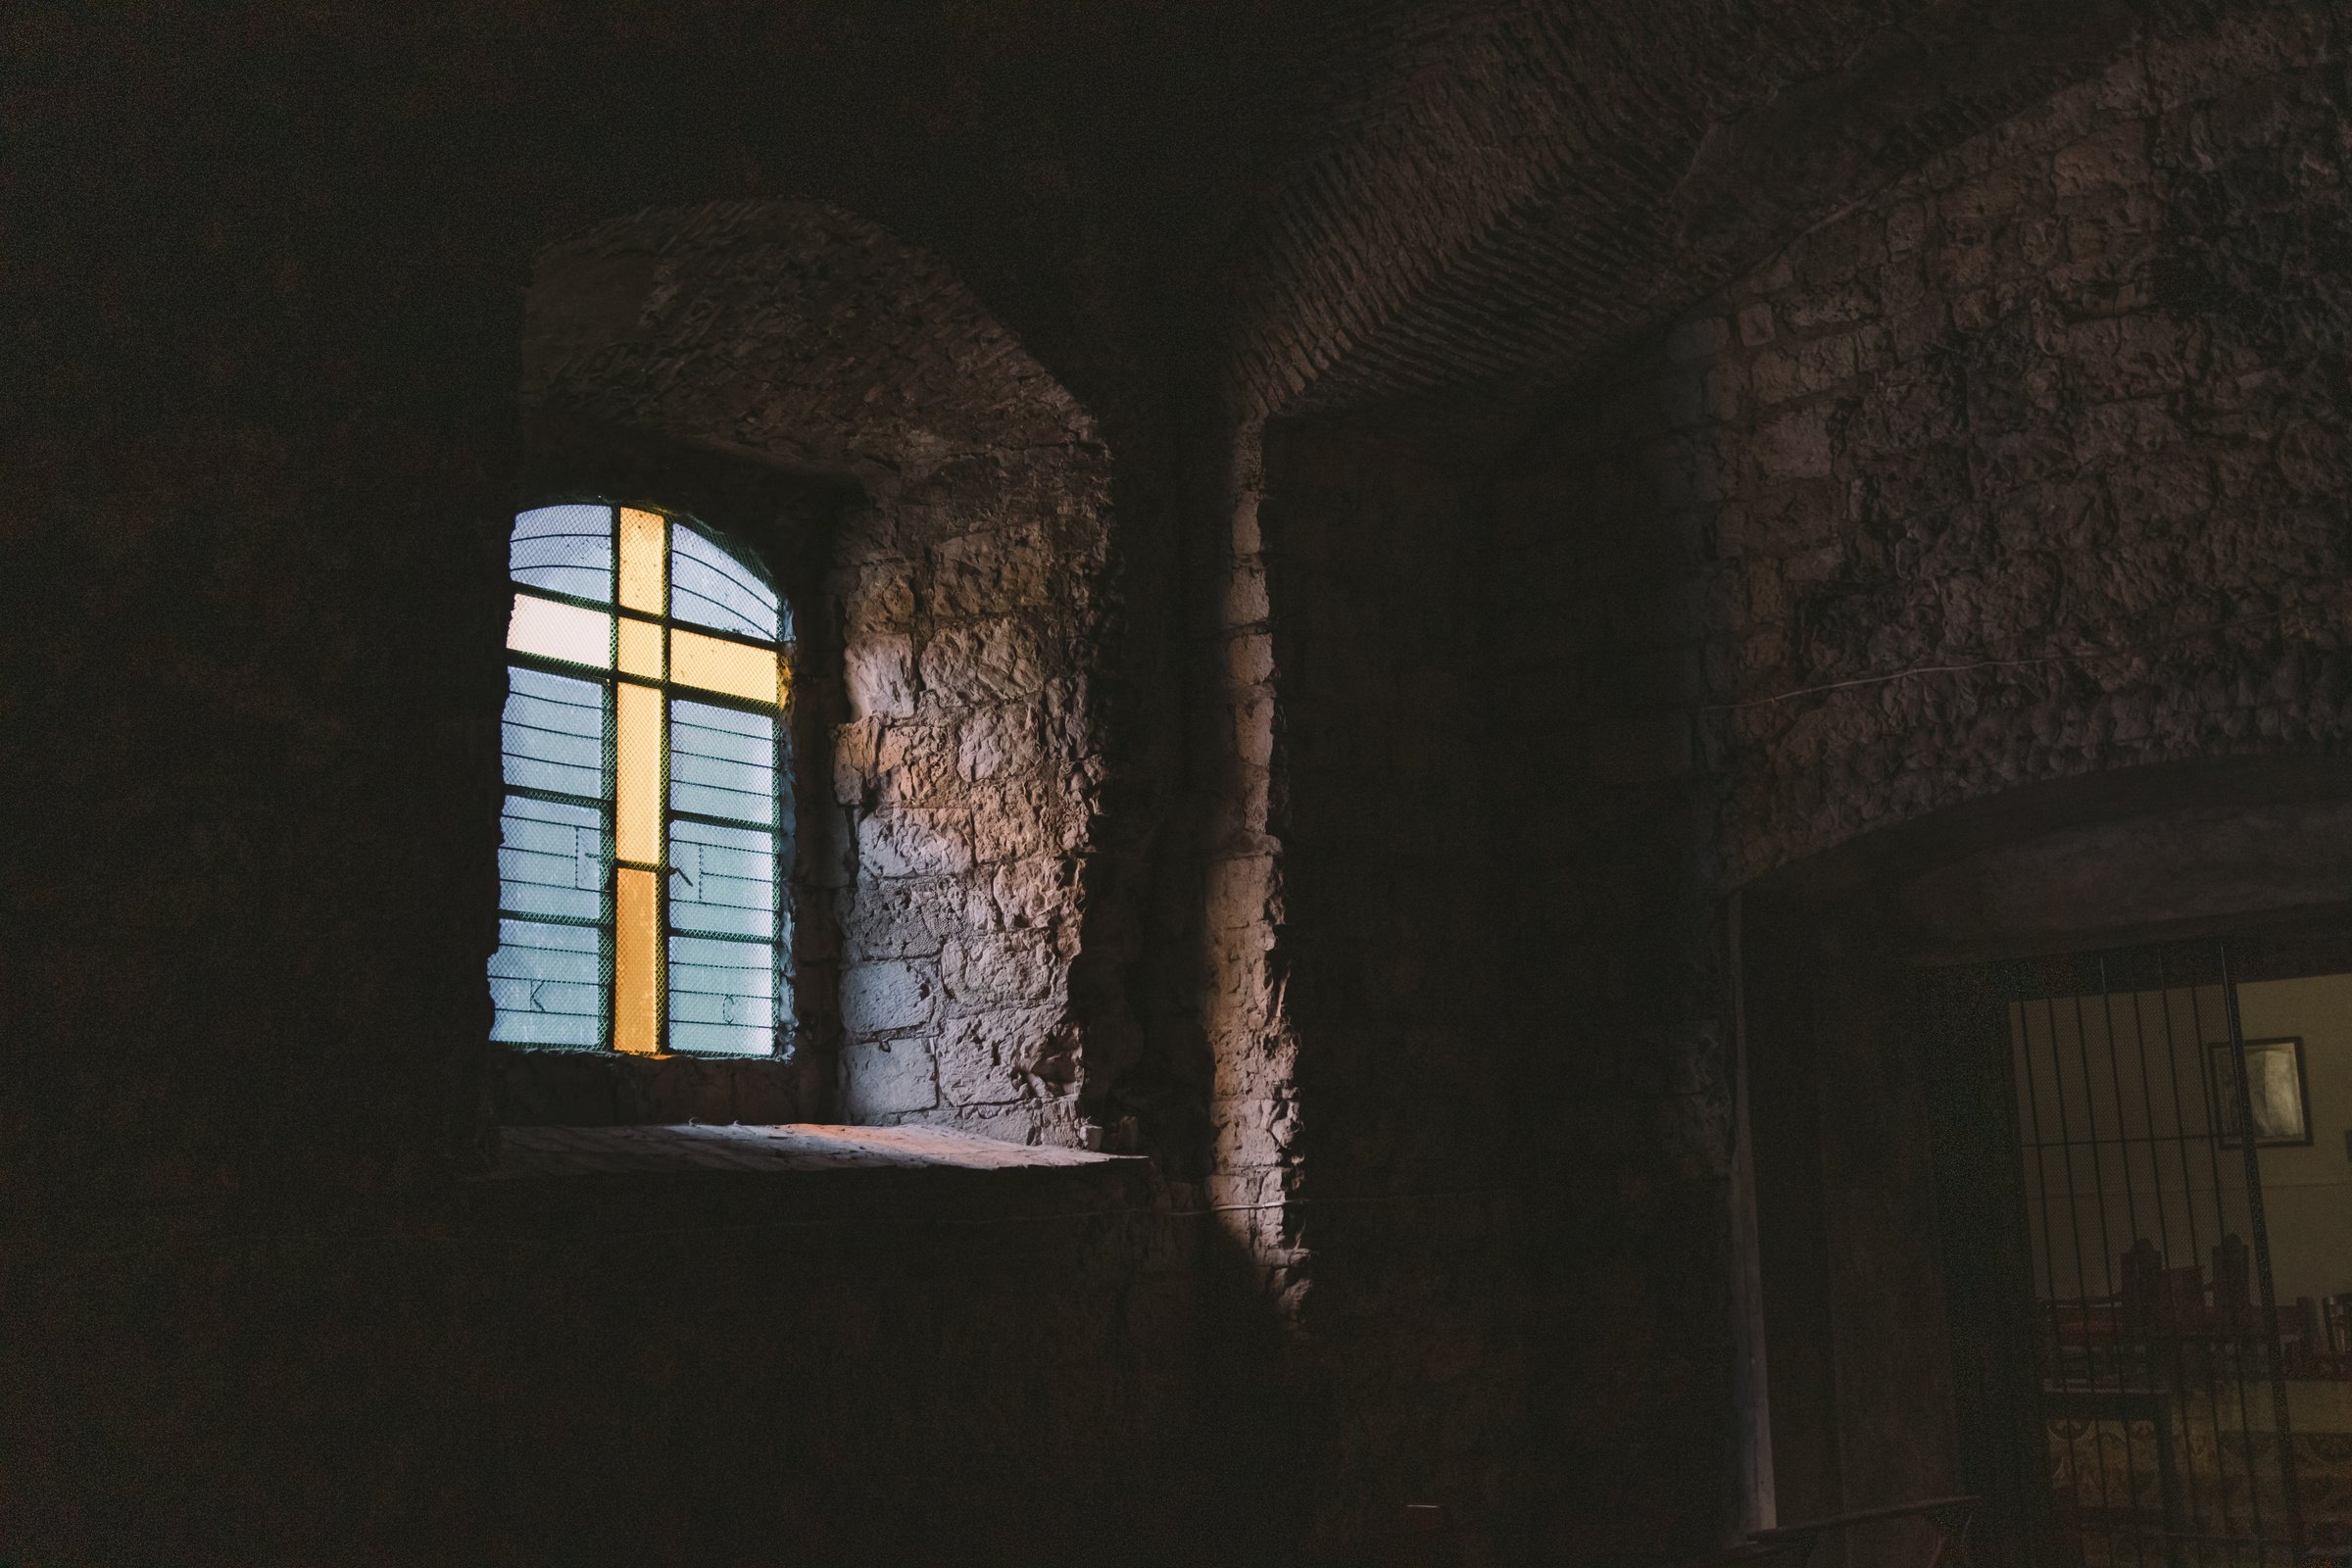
618, 507, 665, 614
614, 681, 663, 866
613, 866, 661, 1055
670, 626, 784, 707
506, 593, 612, 668
616, 614, 663, 679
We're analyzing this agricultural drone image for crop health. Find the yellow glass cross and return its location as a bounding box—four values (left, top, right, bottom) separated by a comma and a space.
504, 505, 790, 1054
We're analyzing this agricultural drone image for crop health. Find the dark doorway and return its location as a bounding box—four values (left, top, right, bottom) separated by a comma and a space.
1922, 940, 2308, 1566
1740, 760, 2352, 1567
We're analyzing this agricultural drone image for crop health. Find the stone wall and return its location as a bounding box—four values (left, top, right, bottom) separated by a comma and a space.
1500, 6, 2352, 890
1254, 416, 1532, 1559
525, 202, 1115, 1147
0, 1157, 1292, 1568
1477, 5, 2352, 1545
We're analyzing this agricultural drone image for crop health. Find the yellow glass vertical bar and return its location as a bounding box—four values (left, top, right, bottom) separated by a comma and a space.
613, 866, 661, 1055
617, 507, 665, 614
614, 681, 663, 865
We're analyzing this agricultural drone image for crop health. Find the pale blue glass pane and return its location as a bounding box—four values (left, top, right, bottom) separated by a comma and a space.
669, 698, 774, 826
668, 818, 776, 940
511, 505, 613, 603
499, 797, 605, 922
667, 932, 775, 1055
489, 918, 605, 1047
502, 666, 608, 801
670, 523, 782, 640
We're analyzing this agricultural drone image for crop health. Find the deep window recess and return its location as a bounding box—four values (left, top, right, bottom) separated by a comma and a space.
488, 503, 794, 1057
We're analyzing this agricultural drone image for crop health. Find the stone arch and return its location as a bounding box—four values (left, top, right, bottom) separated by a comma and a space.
522, 199, 1114, 1145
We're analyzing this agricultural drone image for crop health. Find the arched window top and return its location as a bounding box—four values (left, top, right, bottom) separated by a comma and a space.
509, 502, 790, 642
491, 502, 794, 1059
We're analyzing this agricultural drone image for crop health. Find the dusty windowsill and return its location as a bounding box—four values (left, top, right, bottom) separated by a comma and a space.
491, 1121, 1145, 1179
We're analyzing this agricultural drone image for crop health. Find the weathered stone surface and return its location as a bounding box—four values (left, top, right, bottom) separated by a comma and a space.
841, 1035, 941, 1114
840, 958, 940, 1037
855, 807, 974, 880
917, 617, 1049, 706
844, 633, 917, 720
941, 932, 1064, 1012
21, 6, 2350, 1565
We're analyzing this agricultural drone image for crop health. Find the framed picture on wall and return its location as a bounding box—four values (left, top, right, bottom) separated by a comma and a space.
2210, 1036, 2313, 1147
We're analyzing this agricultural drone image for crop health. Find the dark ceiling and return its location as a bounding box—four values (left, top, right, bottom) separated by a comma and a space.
9, 0, 2187, 444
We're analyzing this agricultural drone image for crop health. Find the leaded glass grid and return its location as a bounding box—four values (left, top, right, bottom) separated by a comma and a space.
487, 503, 793, 1056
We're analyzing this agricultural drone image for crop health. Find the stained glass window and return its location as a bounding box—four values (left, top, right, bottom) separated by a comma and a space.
488, 503, 793, 1056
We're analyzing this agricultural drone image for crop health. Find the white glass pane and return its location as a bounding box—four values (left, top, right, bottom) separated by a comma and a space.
508, 593, 612, 669
488, 918, 606, 1048
671, 523, 782, 640
668, 818, 776, 941
667, 933, 775, 1055
669, 699, 775, 826
498, 796, 605, 922
510, 505, 613, 603
501, 666, 607, 800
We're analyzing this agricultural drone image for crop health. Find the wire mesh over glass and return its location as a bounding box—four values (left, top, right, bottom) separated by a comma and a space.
487, 503, 792, 1056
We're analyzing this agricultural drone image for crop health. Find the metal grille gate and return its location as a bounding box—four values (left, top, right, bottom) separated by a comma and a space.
1925, 940, 2305, 1567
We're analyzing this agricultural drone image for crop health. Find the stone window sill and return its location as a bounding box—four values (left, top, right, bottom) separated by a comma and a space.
490, 1120, 1144, 1179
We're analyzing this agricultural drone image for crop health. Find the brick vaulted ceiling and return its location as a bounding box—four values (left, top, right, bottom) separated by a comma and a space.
10, 0, 2203, 442
1221, 0, 2166, 422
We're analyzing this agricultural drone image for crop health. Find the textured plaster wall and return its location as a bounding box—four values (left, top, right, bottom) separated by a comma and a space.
525, 202, 1115, 1147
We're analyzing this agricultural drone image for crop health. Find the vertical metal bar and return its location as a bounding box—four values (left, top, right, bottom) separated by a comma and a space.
2217, 943, 2305, 1558
1996, 970, 2052, 1568
2191, 971, 2272, 1562
2044, 988, 2123, 1551
2076, 965, 2146, 1568
2125, 978, 2200, 1566
2154, 946, 2245, 1566
2018, 989, 2091, 1551
2189, 970, 2273, 1561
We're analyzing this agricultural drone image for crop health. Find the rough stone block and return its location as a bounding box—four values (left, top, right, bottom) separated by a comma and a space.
942, 932, 1061, 1010
929, 528, 1055, 618
936, 1004, 1065, 1103
840, 561, 915, 632
1206, 853, 1277, 934
1751, 408, 1833, 479
856, 807, 973, 878
1224, 557, 1270, 628
831, 718, 880, 806
918, 617, 1046, 705
845, 634, 917, 722
955, 704, 1044, 781
843, 875, 959, 960
841, 1036, 939, 1116
1224, 629, 1275, 689
877, 720, 959, 805
975, 855, 1074, 933
840, 958, 940, 1036
966, 780, 1077, 862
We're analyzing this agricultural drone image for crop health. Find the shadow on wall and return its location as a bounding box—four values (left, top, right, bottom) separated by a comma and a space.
522, 200, 1118, 1149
